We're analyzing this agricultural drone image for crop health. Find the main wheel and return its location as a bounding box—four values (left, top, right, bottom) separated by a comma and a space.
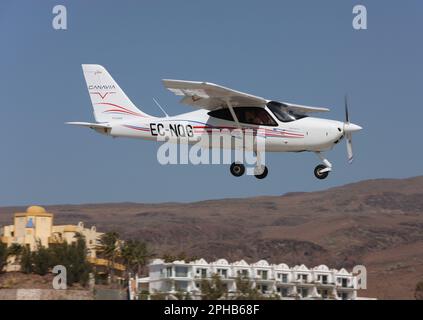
230, 163, 245, 177
314, 165, 329, 180
254, 165, 269, 180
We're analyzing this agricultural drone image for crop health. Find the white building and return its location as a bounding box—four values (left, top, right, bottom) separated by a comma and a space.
135, 258, 368, 300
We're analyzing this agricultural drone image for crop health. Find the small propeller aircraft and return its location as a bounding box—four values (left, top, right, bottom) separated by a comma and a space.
68, 65, 362, 180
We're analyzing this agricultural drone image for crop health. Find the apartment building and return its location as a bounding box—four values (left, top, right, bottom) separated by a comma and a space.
135, 258, 368, 300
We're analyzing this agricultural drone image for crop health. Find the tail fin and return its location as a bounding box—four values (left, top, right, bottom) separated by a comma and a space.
81, 64, 151, 122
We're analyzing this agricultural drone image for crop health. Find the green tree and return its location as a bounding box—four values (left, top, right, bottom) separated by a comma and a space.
415, 281, 423, 300
234, 275, 264, 300
32, 242, 53, 276
20, 246, 33, 274
200, 273, 228, 300
0, 243, 7, 273
70, 233, 92, 286
121, 240, 154, 277
97, 231, 120, 282
3, 243, 24, 271
7, 243, 23, 257
50, 233, 92, 286
162, 252, 197, 263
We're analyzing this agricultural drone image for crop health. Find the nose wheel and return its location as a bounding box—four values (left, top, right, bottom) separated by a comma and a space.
314, 165, 330, 180
314, 152, 332, 180
230, 163, 245, 177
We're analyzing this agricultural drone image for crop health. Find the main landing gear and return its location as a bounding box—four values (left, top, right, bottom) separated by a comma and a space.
230, 162, 269, 179
230, 162, 245, 177
314, 152, 332, 180
230, 150, 269, 180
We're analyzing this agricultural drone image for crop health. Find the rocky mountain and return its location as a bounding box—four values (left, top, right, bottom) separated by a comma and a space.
1, 176, 423, 299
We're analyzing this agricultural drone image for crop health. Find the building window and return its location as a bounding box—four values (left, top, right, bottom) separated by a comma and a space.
297, 274, 308, 282
166, 267, 173, 278
339, 292, 349, 300
257, 284, 268, 294
175, 281, 188, 291
318, 274, 328, 284
257, 270, 268, 280
196, 268, 208, 278
238, 269, 249, 277
338, 278, 348, 288
318, 289, 329, 298
282, 274, 288, 283
217, 268, 228, 279
175, 266, 188, 277
298, 287, 308, 298
281, 288, 288, 297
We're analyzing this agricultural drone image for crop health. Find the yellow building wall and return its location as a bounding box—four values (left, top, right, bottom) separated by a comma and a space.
34, 216, 53, 248
14, 216, 26, 238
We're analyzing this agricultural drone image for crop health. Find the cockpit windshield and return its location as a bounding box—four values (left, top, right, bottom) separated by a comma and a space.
267, 102, 308, 123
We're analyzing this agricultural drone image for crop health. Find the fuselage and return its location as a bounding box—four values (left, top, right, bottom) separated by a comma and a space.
104, 106, 345, 153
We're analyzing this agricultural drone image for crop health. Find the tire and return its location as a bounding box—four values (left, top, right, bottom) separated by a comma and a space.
230, 163, 245, 177
314, 165, 329, 180
254, 166, 269, 180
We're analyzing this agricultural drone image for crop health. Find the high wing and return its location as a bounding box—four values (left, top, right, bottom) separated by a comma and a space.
162, 80, 267, 110
162, 79, 330, 114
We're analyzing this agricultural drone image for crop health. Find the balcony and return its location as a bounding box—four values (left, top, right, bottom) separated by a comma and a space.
87, 257, 125, 271
254, 276, 274, 282
294, 279, 313, 286
316, 281, 336, 288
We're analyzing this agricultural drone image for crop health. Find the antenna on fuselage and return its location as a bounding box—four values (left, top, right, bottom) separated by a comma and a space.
152, 98, 169, 118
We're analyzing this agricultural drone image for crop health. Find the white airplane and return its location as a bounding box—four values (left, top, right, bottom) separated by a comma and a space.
68, 64, 362, 180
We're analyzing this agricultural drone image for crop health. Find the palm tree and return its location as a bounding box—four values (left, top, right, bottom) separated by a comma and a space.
97, 231, 120, 282
121, 240, 154, 277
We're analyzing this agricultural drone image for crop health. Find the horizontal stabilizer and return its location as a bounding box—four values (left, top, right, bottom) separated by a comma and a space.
66, 122, 111, 129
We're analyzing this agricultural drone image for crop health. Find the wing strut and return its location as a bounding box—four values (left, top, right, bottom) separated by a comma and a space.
226, 99, 241, 129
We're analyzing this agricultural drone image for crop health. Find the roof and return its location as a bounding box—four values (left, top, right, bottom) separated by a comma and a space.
15, 206, 53, 218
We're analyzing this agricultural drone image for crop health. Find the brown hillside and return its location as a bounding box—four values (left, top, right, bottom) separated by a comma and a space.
1, 176, 423, 299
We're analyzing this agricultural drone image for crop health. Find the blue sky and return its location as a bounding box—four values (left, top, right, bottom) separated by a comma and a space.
0, 0, 422, 206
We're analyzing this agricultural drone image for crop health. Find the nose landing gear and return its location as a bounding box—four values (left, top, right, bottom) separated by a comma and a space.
314, 152, 332, 180
314, 164, 330, 180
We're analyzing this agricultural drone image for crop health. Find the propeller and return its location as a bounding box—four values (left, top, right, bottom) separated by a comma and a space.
343, 95, 363, 164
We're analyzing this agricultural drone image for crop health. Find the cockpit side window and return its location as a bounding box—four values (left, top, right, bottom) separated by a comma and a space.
234, 107, 277, 126
268, 103, 308, 123
208, 107, 277, 126
208, 108, 234, 121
